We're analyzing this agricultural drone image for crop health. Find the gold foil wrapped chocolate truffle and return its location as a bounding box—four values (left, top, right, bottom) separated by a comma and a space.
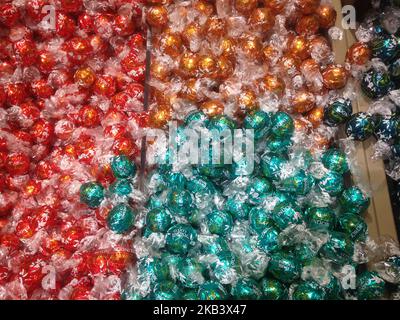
201, 99, 224, 117
146, 6, 169, 28
322, 65, 348, 90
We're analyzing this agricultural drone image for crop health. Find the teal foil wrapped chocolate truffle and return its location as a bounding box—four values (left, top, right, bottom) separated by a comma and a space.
257, 226, 280, 253
356, 271, 386, 300
107, 203, 136, 234
211, 251, 240, 284
339, 186, 370, 215
261, 154, 287, 180
324, 98, 353, 127
243, 110, 271, 139
206, 210, 233, 236
270, 111, 294, 138
198, 281, 228, 300
206, 114, 236, 132
249, 207, 274, 233
361, 69, 394, 100
146, 207, 172, 233
319, 231, 354, 264
318, 171, 344, 196
165, 224, 197, 254
225, 197, 250, 220
265, 138, 292, 155
176, 257, 205, 288
337, 213, 367, 240
152, 281, 182, 300
259, 278, 287, 300
201, 236, 230, 255
346, 112, 375, 141
167, 189, 193, 216
272, 202, 303, 230
305, 207, 335, 231
279, 170, 314, 195
80, 181, 104, 208
268, 251, 301, 284
109, 179, 132, 196
111, 155, 136, 179
231, 278, 262, 300
246, 177, 274, 204
292, 281, 326, 300
184, 110, 209, 128
321, 148, 349, 174
138, 257, 171, 282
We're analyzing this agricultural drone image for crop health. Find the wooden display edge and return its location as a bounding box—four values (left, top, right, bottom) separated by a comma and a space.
331, 0, 398, 242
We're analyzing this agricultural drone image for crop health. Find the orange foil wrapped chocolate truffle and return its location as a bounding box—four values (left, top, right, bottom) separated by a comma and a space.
198, 55, 218, 77
260, 74, 286, 97
288, 36, 310, 60
157, 31, 183, 57
322, 65, 348, 90
193, 0, 215, 16
206, 17, 227, 39
249, 8, 275, 33
239, 35, 263, 60
149, 106, 172, 128
237, 89, 259, 113
263, 0, 288, 14
179, 53, 200, 78
216, 56, 234, 79
201, 100, 225, 117
179, 78, 204, 102
306, 106, 324, 128
292, 90, 316, 113
146, 6, 169, 28
316, 5, 337, 29
234, 0, 258, 15
297, 0, 320, 15
346, 42, 371, 65
150, 60, 171, 81
181, 22, 204, 48
295, 15, 320, 36
220, 37, 237, 59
